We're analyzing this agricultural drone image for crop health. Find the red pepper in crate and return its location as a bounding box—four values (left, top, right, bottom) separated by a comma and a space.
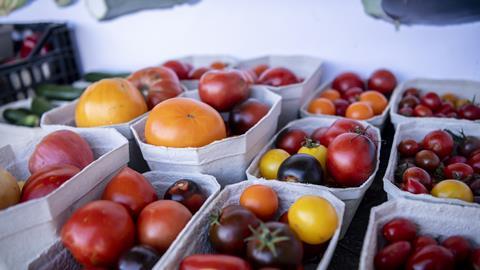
19, 33, 50, 59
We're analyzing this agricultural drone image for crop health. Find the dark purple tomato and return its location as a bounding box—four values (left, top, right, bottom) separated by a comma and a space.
406, 245, 454, 270
471, 248, 480, 270
423, 130, 454, 159
415, 150, 441, 171
458, 136, 480, 157
374, 241, 412, 270
398, 139, 421, 157
444, 163, 474, 182
458, 104, 480, 120
403, 178, 429, 194
468, 153, 480, 174
333, 98, 349, 116
403, 88, 420, 97
164, 179, 206, 214
399, 95, 420, 109
441, 236, 472, 266
275, 129, 308, 155
413, 105, 433, 117
229, 98, 269, 135
444, 156, 468, 166
278, 154, 324, 185
368, 69, 397, 95
343, 87, 363, 103
383, 218, 417, 243
331, 72, 364, 94
118, 245, 160, 270
399, 107, 414, 116
413, 236, 437, 251
470, 178, 480, 196
420, 92, 442, 111
403, 167, 432, 189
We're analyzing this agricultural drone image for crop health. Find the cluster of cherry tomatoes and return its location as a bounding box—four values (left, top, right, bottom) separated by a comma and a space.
397, 88, 480, 120
375, 217, 480, 270
179, 184, 338, 269
60, 167, 207, 269
307, 69, 397, 120
259, 119, 378, 188
395, 129, 480, 203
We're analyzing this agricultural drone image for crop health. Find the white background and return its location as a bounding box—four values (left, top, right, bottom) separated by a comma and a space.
1, 0, 479, 81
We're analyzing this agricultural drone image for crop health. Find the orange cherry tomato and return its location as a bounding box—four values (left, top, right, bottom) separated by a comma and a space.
359, 90, 388, 115
307, 98, 336, 115
346, 101, 374, 120
239, 184, 278, 221
319, 89, 341, 101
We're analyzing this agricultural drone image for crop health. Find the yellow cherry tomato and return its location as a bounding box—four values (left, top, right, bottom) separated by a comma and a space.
288, 195, 338, 244
455, 98, 471, 109
441, 93, 458, 104
431, 179, 474, 202
259, 149, 290, 179
297, 138, 327, 171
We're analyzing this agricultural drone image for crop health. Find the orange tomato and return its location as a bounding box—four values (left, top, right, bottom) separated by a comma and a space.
252, 64, 269, 77
307, 98, 336, 115
75, 78, 148, 127
145, 97, 226, 147
319, 89, 341, 101
359, 90, 388, 115
239, 184, 278, 221
346, 101, 374, 120
210, 61, 228, 70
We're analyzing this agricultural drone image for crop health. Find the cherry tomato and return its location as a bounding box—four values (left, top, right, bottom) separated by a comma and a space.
413, 104, 433, 117
420, 92, 442, 111
118, 245, 160, 270
423, 130, 454, 159
319, 89, 341, 101
367, 69, 397, 95
406, 245, 454, 270
470, 178, 480, 196
188, 67, 210, 80
278, 154, 324, 185
437, 101, 456, 115
403, 167, 432, 189
458, 104, 480, 120
415, 150, 440, 171
444, 163, 474, 182
331, 72, 364, 94
240, 185, 278, 221
333, 98, 349, 116
458, 135, 480, 157
374, 241, 412, 270
164, 179, 206, 214
468, 153, 480, 174
258, 67, 299, 87
162, 60, 192, 80
102, 167, 158, 217
442, 236, 472, 265
471, 248, 480, 270
259, 149, 290, 179
398, 139, 421, 157
383, 218, 417, 243
445, 156, 467, 166
229, 98, 269, 135
343, 87, 363, 103
402, 178, 429, 194
307, 98, 336, 115
431, 180, 474, 202
137, 200, 192, 253
252, 64, 269, 77
346, 101, 374, 120
359, 90, 388, 115
180, 254, 252, 270
413, 236, 437, 251
398, 95, 420, 109
275, 129, 308, 154
278, 211, 289, 224
398, 107, 414, 116
403, 88, 420, 97
199, 70, 249, 112
297, 138, 327, 171
61, 200, 135, 267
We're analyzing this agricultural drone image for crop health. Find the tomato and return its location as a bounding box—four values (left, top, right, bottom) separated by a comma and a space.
259, 149, 290, 179
413, 236, 437, 251
420, 92, 442, 111
128, 67, 180, 90
458, 104, 480, 120
210, 61, 228, 70
279, 211, 289, 224
76, 78, 148, 127
257, 67, 299, 87
319, 89, 341, 101
180, 254, 252, 270
399, 95, 420, 109
319, 119, 366, 147
331, 72, 364, 93
297, 138, 327, 171
431, 180, 474, 202
252, 64, 269, 77
145, 79, 184, 109
383, 218, 417, 243
240, 185, 278, 221
333, 98, 349, 116
327, 132, 376, 187
229, 98, 269, 135
398, 139, 421, 157
342, 87, 363, 103
145, 97, 226, 147
118, 245, 160, 270
457, 135, 480, 157
288, 196, 338, 244
472, 249, 480, 270
310, 127, 328, 143
441, 93, 458, 103
415, 150, 440, 171
164, 179, 206, 214
437, 101, 456, 115
0, 168, 20, 210
402, 178, 429, 194
28, 130, 93, 174
61, 200, 135, 267
275, 129, 308, 154
246, 222, 303, 268
445, 156, 467, 166
307, 97, 335, 115
188, 67, 211, 80
234, 69, 257, 85
21, 164, 80, 202
403, 88, 420, 97
278, 154, 324, 185
444, 163, 474, 182
398, 107, 414, 116
359, 90, 388, 115
345, 101, 374, 120
162, 60, 193, 80
102, 167, 157, 217
442, 236, 472, 266
403, 167, 432, 189
413, 104, 433, 117
138, 201, 192, 254
374, 241, 412, 270
423, 130, 454, 159
209, 205, 260, 255
468, 153, 480, 174
367, 69, 397, 95
199, 70, 250, 112
406, 245, 454, 270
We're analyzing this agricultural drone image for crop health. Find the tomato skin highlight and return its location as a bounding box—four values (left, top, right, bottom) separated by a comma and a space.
179, 254, 252, 270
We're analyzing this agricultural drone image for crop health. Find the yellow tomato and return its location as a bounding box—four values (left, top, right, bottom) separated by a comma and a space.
259, 149, 290, 179
288, 195, 338, 244
431, 180, 474, 202
297, 138, 327, 171
441, 93, 458, 103
455, 98, 470, 109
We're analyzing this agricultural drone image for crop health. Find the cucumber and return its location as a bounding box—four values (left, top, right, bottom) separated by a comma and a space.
17, 115, 39, 127
2, 108, 39, 127
35, 84, 84, 101
83, 72, 130, 82
31, 96, 53, 116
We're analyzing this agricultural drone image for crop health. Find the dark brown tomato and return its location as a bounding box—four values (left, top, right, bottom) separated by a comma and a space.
415, 150, 440, 171
229, 98, 269, 135
398, 139, 421, 157
275, 129, 308, 154
164, 179, 206, 214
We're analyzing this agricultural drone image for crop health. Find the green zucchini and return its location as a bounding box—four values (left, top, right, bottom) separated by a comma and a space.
83, 72, 130, 82
31, 96, 53, 116
35, 84, 84, 101
2, 108, 39, 127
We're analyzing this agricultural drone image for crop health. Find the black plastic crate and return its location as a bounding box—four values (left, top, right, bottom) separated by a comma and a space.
0, 23, 81, 105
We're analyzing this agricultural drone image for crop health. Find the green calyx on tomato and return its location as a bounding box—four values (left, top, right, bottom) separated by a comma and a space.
245, 223, 289, 257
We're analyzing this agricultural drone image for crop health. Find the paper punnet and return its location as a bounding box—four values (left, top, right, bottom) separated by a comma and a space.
300, 81, 390, 129
359, 199, 480, 270
0, 127, 128, 270
158, 179, 345, 270
390, 78, 480, 128
131, 86, 282, 186
383, 121, 479, 207
246, 117, 381, 237
27, 170, 221, 270
237, 55, 323, 128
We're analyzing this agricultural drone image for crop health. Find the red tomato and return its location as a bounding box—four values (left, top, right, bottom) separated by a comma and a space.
444, 163, 474, 182
162, 60, 193, 80
228, 98, 269, 135
188, 67, 211, 80
258, 67, 299, 87
310, 127, 328, 143
327, 132, 376, 187
331, 72, 364, 94
383, 218, 417, 243
21, 164, 80, 202
403, 167, 432, 189
101, 167, 158, 217
468, 153, 480, 174
333, 98, 349, 116
342, 87, 363, 103
413, 104, 433, 117
137, 200, 192, 254
374, 241, 412, 270
61, 200, 135, 267
367, 69, 397, 95
458, 104, 480, 120
472, 248, 480, 270
398, 107, 414, 116
145, 79, 184, 110
180, 254, 252, 270
406, 245, 454, 270
445, 156, 467, 166
402, 178, 429, 194
441, 236, 472, 265
422, 130, 454, 159
398, 139, 421, 157
398, 95, 420, 109
413, 236, 437, 251
319, 119, 365, 147
199, 70, 250, 112
275, 129, 308, 155
420, 92, 442, 111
